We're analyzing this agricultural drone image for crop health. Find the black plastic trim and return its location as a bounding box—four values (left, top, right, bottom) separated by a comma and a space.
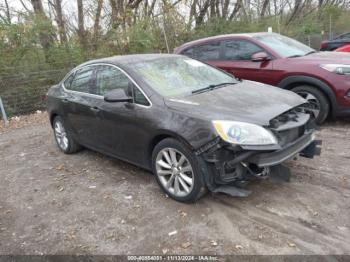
248, 132, 314, 167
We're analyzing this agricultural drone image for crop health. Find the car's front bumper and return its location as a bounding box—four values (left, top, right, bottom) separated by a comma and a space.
199, 110, 322, 197
200, 129, 321, 195
247, 132, 321, 167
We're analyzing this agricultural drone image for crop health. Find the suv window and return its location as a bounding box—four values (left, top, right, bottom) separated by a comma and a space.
195, 42, 221, 61
69, 67, 95, 93
182, 47, 196, 59
223, 40, 263, 60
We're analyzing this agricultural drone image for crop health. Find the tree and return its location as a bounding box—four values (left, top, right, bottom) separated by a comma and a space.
77, 0, 87, 47
93, 0, 104, 44
260, 0, 270, 18
52, 0, 67, 43
195, 0, 211, 27
30, 0, 55, 61
3, 0, 11, 24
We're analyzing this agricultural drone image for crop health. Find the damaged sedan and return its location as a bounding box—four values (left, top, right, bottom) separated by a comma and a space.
47, 54, 321, 202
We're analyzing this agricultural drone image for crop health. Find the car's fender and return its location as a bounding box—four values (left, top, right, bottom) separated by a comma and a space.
278, 75, 338, 116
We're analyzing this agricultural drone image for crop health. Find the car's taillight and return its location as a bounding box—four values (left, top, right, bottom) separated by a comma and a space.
320, 41, 328, 50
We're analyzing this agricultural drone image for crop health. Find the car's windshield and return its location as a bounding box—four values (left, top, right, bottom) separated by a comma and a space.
130, 57, 237, 98
254, 34, 315, 58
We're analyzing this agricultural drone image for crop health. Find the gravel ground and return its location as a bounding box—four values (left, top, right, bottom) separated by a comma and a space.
0, 113, 349, 255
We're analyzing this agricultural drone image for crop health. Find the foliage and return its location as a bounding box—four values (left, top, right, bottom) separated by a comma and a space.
0, 0, 349, 116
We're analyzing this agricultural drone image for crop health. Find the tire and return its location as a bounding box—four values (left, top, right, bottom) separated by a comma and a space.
292, 85, 330, 124
53, 116, 82, 154
151, 138, 207, 203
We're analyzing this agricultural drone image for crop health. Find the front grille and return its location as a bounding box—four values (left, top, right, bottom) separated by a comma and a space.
276, 127, 304, 146
269, 106, 306, 129
269, 105, 311, 146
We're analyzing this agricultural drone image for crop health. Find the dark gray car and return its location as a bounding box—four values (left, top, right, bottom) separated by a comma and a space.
47, 54, 321, 202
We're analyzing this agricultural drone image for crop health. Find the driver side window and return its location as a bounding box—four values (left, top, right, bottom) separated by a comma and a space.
96, 65, 150, 106
95, 65, 130, 96
223, 40, 263, 61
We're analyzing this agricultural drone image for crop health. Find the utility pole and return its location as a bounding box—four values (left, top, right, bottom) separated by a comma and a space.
0, 97, 9, 126
329, 14, 332, 40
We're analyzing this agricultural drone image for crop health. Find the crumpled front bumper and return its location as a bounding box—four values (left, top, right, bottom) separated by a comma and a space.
247, 132, 322, 167
198, 110, 322, 197
199, 129, 322, 197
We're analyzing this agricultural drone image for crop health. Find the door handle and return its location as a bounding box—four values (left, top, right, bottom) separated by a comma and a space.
90, 106, 100, 112
62, 98, 69, 103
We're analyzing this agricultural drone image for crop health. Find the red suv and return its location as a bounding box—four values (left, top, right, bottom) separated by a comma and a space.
175, 33, 350, 124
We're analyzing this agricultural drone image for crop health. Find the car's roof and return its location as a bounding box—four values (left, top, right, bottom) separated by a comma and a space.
79, 53, 181, 67
176, 32, 273, 50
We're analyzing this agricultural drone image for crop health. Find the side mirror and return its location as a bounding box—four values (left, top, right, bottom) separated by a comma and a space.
104, 89, 133, 103
251, 52, 270, 62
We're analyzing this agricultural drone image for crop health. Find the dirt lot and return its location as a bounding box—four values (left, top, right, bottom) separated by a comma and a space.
0, 113, 349, 255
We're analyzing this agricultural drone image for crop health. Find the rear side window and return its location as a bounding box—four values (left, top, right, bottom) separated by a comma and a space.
68, 67, 95, 93
63, 73, 75, 89
195, 42, 221, 61
223, 40, 262, 60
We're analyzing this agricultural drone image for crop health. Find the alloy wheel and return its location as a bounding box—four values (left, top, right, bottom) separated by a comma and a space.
54, 120, 69, 151
155, 148, 194, 197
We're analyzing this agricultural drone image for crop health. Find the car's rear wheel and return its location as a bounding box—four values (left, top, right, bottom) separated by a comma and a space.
292, 85, 330, 124
53, 116, 82, 154
152, 138, 206, 203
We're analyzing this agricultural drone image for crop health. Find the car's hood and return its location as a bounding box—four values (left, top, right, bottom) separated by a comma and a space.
165, 81, 306, 126
293, 51, 350, 63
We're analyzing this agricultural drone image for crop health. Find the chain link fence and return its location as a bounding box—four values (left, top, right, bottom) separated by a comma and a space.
0, 68, 69, 117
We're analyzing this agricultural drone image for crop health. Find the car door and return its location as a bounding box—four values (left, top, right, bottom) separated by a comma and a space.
214, 39, 275, 85
61, 65, 102, 147
93, 64, 152, 162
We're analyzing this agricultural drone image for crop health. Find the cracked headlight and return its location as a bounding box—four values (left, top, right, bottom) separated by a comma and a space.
320, 64, 350, 75
212, 120, 278, 146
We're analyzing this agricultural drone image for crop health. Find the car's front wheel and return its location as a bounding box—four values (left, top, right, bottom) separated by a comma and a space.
152, 138, 206, 203
53, 116, 82, 154
292, 85, 330, 124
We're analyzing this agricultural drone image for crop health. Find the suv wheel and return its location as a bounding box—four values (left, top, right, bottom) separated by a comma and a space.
292, 85, 330, 124
152, 138, 207, 203
53, 116, 82, 154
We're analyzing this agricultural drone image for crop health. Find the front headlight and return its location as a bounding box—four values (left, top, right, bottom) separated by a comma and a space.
320, 64, 350, 75
212, 120, 278, 146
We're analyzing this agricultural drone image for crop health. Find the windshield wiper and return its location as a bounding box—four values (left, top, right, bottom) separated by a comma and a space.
287, 54, 303, 58
288, 51, 317, 58
304, 50, 317, 56
191, 82, 236, 94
